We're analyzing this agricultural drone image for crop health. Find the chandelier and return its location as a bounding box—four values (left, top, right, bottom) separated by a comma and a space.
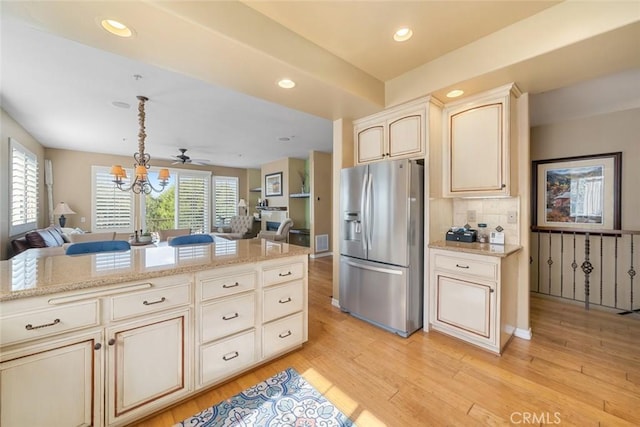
110, 96, 170, 194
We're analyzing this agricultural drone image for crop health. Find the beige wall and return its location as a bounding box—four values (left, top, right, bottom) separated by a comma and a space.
45, 148, 248, 232
310, 151, 332, 254
531, 108, 640, 230
1, 109, 46, 259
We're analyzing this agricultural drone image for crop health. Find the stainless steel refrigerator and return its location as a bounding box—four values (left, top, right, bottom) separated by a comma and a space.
339, 158, 424, 337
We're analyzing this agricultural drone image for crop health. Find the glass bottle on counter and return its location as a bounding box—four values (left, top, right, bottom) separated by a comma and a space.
477, 223, 489, 243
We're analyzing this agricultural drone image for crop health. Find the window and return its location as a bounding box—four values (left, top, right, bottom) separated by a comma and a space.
176, 171, 210, 233
92, 166, 134, 232
213, 176, 239, 226
10, 138, 38, 235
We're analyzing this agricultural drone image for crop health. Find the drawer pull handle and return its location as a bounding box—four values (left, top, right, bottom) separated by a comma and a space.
108, 338, 116, 346
222, 313, 239, 321
278, 297, 292, 304
455, 264, 470, 269
223, 282, 240, 289
25, 318, 60, 330
143, 297, 166, 306
278, 330, 292, 339
223, 351, 239, 361
278, 271, 292, 277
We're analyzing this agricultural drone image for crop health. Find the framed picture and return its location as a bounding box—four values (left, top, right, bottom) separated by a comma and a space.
265, 172, 283, 197
532, 152, 621, 230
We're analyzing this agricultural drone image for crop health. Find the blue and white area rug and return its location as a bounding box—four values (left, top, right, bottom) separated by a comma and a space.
175, 368, 355, 426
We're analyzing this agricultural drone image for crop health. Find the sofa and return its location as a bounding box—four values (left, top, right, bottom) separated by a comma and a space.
10, 226, 117, 257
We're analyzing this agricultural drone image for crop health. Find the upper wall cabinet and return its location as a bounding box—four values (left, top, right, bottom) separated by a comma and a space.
443, 83, 520, 197
354, 97, 432, 164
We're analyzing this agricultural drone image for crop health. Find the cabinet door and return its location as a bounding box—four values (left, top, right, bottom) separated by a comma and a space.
106, 310, 190, 425
435, 275, 495, 342
356, 125, 385, 163
388, 113, 422, 158
1, 332, 102, 427
448, 103, 504, 195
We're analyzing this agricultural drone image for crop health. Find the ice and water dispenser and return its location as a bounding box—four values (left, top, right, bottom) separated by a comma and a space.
343, 211, 362, 243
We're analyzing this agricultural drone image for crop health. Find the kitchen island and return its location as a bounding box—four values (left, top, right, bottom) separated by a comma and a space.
0, 239, 309, 427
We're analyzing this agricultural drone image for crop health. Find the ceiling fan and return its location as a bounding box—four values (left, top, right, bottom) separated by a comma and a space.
171, 148, 210, 165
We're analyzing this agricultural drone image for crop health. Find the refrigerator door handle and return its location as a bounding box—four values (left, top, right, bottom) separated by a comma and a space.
366, 173, 373, 250
360, 172, 368, 252
344, 260, 403, 275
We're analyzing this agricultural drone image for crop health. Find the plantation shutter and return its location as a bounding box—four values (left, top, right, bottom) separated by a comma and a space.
213, 176, 239, 225
10, 138, 39, 235
177, 172, 210, 233
92, 166, 133, 231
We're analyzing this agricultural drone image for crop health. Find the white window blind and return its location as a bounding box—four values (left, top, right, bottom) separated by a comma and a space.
92, 166, 133, 231
10, 138, 39, 235
213, 176, 239, 225
177, 173, 210, 233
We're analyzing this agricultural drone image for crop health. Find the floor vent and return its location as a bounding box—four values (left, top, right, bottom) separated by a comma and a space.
315, 234, 329, 252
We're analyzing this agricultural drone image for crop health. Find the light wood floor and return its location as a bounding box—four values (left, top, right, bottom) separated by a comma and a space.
133, 256, 640, 426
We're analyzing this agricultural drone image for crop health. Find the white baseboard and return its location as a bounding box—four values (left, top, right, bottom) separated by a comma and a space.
310, 251, 333, 259
514, 327, 532, 340
331, 298, 340, 308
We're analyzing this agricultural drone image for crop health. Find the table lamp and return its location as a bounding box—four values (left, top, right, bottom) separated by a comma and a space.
53, 202, 76, 227
237, 199, 247, 216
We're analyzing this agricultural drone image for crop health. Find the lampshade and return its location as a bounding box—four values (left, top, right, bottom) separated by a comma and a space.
237, 199, 247, 208
158, 168, 170, 180
53, 202, 76, 215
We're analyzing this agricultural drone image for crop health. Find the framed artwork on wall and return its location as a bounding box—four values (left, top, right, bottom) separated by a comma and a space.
532, 152, 622, 230
265, 172, 283, 197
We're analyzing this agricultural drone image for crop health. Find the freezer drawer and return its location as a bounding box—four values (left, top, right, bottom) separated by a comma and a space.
339, 256, 421, 337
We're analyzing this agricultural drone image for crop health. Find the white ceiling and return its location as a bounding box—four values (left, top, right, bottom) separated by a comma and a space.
1, 1, 639, 169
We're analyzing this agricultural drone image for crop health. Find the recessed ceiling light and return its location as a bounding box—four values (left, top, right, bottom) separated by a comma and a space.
111, 101, 130, 109
446, 89, 465, 98
278, 137, 291, 142
393, 27, 413, 42
100, 19, 133, 38
278, 79, 296, 89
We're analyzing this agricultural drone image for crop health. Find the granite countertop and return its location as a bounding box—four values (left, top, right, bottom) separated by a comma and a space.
1, 239, 310, 301
428, 240, 522, 258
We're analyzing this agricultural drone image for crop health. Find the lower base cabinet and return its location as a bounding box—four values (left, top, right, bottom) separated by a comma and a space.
107, 309, 191, 426
199, 330, 256, 385
0, 331, 102, 427
429, 249, 518, 354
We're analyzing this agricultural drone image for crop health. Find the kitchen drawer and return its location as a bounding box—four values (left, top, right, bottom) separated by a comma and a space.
109, 283, 191, 321
199, 271, 256, 301
199, 330, 255, 386
263, 262, 304, 287
433, 253, 497, 281
262, 312, 303, 359
263, 281, 303, 323
200, 293, 255, 343
1, 300, 99, 346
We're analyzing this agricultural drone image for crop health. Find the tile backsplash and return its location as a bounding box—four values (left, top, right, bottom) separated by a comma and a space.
452, 197, 520, 245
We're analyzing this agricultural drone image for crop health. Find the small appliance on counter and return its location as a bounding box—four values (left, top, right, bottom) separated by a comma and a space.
446, 226, 477, 243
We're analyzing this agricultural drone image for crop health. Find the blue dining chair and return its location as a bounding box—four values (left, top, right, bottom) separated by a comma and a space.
66, 240, 131, 255
168, 234, 214, 247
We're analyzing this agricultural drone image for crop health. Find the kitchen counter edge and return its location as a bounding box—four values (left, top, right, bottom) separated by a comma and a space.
428, 241, 522, 258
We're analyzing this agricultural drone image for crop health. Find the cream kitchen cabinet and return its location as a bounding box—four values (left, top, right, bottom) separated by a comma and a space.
354, 97, 434, 164
0, 275, 193, 427
1, 330, 102, 427
443, 83, 520, 197
429, 248, 519, 354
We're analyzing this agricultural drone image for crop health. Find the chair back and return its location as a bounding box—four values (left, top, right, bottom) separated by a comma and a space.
66, 240, 131, 255
157, 228, 191, 242
277, 218, 294, 237
168, 234, 214, 247
229, 216, 253, 234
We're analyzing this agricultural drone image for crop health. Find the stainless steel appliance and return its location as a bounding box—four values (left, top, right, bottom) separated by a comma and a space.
339, 159, 424, 337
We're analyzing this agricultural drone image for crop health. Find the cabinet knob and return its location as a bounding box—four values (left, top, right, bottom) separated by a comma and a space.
108, 338, 116, 346
501, 184, 506, 188
94, 343, 102, 350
